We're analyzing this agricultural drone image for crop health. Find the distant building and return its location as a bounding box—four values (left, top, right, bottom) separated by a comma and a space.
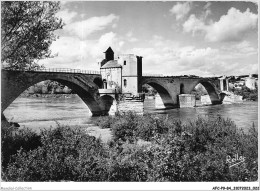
100, 47, 143, 97
232, 80, 244, 90
245, 74, 257, 90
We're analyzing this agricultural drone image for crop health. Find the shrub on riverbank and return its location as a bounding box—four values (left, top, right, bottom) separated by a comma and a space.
101, 112, 171, 142
233, 86, 258, 101
147, 117, 258, 181
107, 113, 258, 181
94, 115, 116, 129
1, 124, 42, 172
3, 126, 109, 181
1, 113, 258, 181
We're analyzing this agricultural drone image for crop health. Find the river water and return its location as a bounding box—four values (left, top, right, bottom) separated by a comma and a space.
3, 95, 258, 133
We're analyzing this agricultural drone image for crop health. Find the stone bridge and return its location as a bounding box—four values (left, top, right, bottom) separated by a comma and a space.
1, 69, 114, 116
2, 69, 226, 118
141, 76, 224, 108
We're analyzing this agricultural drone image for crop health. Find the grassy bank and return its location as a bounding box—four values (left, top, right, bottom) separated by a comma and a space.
1, 112, 258, 181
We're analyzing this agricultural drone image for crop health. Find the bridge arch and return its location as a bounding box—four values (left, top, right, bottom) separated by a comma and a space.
1, 70, 112, 116
99, 95, 114, 112
189, 80, 222, 105
142, 79, 176, 108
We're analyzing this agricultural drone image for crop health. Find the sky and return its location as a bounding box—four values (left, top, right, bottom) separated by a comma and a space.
38, 1, 259, 77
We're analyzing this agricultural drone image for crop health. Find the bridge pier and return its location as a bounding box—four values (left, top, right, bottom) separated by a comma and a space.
91, 111, 109, 116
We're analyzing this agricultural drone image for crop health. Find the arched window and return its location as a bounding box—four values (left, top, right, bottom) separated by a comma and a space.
124, 79, 127, 87
124, 60, 126, 65
103, 79, 107, 89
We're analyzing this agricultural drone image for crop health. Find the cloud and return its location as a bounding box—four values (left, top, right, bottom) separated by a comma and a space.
38, 32, 125, 70
183, 14, 205, 36
206, 8, 258, 42
130, 46, 220, 76
126, 31, 138, 42
234, 41, 257, 55
126, 31, 133, 37
38, 37, 91, 69
39, 33, 257, 76
183, 7, 258, 42
203, 2, 212, 19
89, 32, 125, 59
56, 9, 77, 24
127, 35, 257, 76
60, 1, 70, 6
38, 31, 257, 77
220, 40, 257, 60
175, 47, 220, 76
203, 2, 211, 10
64, 14, 119, 39
170, 2, 192, 20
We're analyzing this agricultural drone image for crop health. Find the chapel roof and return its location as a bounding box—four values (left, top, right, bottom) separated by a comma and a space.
101, 60, 122, 69
104, 47, 114, 53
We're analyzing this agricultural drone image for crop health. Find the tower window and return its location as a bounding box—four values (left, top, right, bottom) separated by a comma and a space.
124, 79, 127, 87
103, 79, 107, 89
124, 61, 126, 65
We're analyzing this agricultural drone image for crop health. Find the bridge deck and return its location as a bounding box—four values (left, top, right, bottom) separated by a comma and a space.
142, 76, 219, 80
2, 68, 100, 75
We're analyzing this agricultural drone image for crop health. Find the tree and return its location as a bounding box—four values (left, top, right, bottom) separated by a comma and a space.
142, 84, 157, 96
1, 1, 64, 70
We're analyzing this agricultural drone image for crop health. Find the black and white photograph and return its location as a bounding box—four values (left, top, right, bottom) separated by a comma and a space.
1, 1, 259, 190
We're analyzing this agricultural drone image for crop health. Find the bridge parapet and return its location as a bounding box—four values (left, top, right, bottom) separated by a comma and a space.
142, 75, 207, 79
142, 73, 164, 77
2, 68, 100, 75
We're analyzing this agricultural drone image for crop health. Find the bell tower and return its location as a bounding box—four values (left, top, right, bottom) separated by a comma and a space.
104, 47, 114, 61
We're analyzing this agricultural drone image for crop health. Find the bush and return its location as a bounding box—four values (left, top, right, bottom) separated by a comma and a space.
97, 112, 170, 142
3, 126, 109, 181
110, 111, 141, 143
2, 113, 258, 182
1, 125, 42, 171
111, 118, 136, 143
94, 115, 115, 129
145, 117, 258, 181
106, 141, 150, 181
108, 113, 258, 181
41, 86, 48, 94
234, 86, 258, 101
136, 114, 169, 141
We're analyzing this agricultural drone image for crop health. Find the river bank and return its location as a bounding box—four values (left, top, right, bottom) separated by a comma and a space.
19, 92, 76, 99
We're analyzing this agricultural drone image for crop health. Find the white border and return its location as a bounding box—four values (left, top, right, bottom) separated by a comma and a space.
1, 0, 259, 190
1, 182, 260, 190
